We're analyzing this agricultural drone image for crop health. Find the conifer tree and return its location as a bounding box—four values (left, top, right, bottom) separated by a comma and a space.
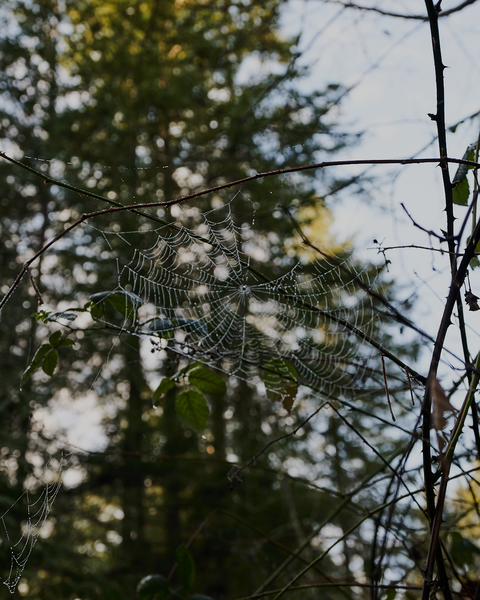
0, 1, 413, 598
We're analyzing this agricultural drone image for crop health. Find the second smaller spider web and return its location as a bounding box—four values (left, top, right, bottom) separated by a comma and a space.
0, 452, 70, 594
114, 200, 383, 400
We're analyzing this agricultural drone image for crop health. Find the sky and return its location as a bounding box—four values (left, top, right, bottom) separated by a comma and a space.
280, 0, 480, 384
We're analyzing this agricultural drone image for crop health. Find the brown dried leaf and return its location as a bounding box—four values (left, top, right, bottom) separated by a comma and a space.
431, 377, 455, 431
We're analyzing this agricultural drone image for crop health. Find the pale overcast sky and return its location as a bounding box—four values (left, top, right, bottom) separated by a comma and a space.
282, 0, 480, 380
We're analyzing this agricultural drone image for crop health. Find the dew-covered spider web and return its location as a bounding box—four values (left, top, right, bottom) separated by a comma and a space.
94, 196, 385, 403
0, 452, 70, 593
0, 155, 406, 596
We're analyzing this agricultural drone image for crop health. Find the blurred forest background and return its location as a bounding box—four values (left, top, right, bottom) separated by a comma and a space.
2, 1, 480, 600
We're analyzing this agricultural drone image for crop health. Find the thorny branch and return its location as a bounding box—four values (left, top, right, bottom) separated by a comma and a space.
420, 1, 478, 597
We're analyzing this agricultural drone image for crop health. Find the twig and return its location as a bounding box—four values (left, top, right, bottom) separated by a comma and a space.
1, 151, 480, 214
228, 403, 327, 486
382, 356, 395, 421
218, 509, 351, 597
406, 371, 415, 407
282, 204, 430, 338
271, 486, 429, 600
237, 581, 423, 600
325, 0, 478, 20
254, 447, 407, 595
400, 203, 451, 242
26, 266, 44, 305
167, 509, 219, 581
373, 244, 457, 255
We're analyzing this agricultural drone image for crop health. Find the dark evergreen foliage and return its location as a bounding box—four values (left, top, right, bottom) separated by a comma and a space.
0, 1, 417, 599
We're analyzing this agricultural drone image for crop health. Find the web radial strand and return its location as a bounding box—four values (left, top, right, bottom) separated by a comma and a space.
112, 200, 382, 399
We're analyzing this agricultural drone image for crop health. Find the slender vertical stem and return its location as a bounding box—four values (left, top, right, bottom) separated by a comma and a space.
422, 3, 456, 596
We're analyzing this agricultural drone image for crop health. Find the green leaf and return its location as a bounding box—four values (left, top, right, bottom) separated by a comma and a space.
471, 256, 480, 270
450, 531, 480, 567
153, 378, 175, 403
136, 574, 170, 600
148, 318, 174, 333
107, 291, 141, 318
89, 291, 112, 304
90, 302, 104, 320
21, 344, 52, 387
466, 235, 480, 270
171, 361, 204, 382
452, 176, 470, 206
382, 589, 397, 600
57, 338, 75, 348
89, 290, 142, 319
49, 330, 62, 346
107, 294, 132, 317
189, 368, 226, 394
45, 311, 79, 322
31, 310, 52, 322
148, 317, 207, 336
264, 357, 298, 410
452, 143, 476, 206
42, 349, 58, 376
174, 318, 208, 336
176, 546, 195, 592
175, 390, 209, 432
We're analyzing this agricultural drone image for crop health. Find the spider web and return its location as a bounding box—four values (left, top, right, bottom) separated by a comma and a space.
0, 452, 70, 594
96, 197, 384, 403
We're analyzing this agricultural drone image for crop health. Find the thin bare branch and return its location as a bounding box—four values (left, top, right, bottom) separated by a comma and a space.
26, 266, 44, 306
325, 0, 478, 20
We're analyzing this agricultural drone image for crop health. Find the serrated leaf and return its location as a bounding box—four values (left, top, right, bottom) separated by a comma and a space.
136, 574, 170, 600
452, 176, 470, 206
453, 143, 476, 181
452, 143, 476, 206
176, 546, 195, 592
153, 378, 175, 403
264, 358, 298, 409
49, 330, 62, 346
175, 390, 209, 432
42, 349, 58, 376
189, 368, 225, 394
21, 344, 52, 387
